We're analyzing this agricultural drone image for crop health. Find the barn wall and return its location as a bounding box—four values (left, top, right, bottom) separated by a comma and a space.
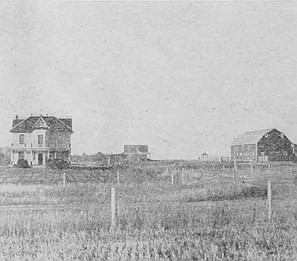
257, 129, 294, 161
231, 144, 257, 162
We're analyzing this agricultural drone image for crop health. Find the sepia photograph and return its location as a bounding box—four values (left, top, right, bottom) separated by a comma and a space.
0, 0, 297, 260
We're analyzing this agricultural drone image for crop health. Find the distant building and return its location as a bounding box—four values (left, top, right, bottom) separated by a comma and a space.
231, 128, 295, 162
200, 152, 208, 161
9, 115, 73, 166
123, 145, 150, 161
198, 152, 227, 163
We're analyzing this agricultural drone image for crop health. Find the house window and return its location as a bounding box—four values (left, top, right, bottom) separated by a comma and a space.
265, 134, 269, 138
38, 135, 44, 147
19, 134, 24, 144
280, 134, 284, 138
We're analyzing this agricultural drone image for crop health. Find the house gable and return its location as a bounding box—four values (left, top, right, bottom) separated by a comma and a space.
32, 117, 49, 130
10, 116, 73, 133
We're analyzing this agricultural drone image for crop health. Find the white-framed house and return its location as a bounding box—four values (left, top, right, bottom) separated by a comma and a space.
9, 115, 73, 166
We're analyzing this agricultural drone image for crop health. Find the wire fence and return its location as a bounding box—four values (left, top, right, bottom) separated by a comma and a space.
0, 163, 296, 260
0, 162, 296, 225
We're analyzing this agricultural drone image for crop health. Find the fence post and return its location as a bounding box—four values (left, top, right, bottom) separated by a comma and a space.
117, 171, 120, 185
251, 163, 253, 173
164, 167, 169, 177
216, 172, 220, 197
267, 180, 272, 222
222, 165, 225, 172
201, 166, 206, 197
233, 140, 238, 173
63, 172, 66, 189
233, 169, 236, 184
181, 168, 184, 185
171, 172, 174, 185
110, 187, 117, 230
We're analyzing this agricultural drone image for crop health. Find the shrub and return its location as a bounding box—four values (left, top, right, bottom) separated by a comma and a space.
47, 158, 69, 170
15, 159, 31, 168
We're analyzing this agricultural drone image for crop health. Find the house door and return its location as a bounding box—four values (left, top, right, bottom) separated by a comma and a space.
38, 153, 43, 165
18, 151, 25, 161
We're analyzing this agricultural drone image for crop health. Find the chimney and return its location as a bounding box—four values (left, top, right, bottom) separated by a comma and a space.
15, 114, 18, 120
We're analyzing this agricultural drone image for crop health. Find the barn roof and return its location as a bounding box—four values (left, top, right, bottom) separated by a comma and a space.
233, 128, 275, 145
9, 115, 73, 133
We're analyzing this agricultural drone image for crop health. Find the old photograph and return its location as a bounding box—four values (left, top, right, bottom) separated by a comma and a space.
0, 0, 297, 260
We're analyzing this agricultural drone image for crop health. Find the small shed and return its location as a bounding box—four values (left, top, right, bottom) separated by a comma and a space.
201, 152, 208, 161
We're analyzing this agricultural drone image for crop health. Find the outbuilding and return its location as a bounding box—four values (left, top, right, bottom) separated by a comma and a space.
231, 128, 295, 162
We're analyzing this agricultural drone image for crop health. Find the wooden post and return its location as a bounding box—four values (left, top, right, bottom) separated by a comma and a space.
217, 172, 220, 197
233, 170, 236, 184
251, 163, 253, 173
107, 156, 111, 165
222, 165, 225, 171
171, 172, 174, 185
267, 180, 272, 222
117, 171, 120, 185
110, 187, 117, 229
203, 173, 206, 198
233, 139, 238, 173
63, 172, 66, 189
181, 168, 184, 184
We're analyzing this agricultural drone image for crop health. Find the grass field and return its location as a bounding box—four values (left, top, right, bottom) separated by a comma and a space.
0, 162, 296, 260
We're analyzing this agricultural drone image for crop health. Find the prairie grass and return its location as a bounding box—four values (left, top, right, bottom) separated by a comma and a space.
0, 199, 296, 260
0, 163, 295, 260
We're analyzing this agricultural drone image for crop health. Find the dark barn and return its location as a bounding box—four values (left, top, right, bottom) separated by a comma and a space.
231, 128, 295, 162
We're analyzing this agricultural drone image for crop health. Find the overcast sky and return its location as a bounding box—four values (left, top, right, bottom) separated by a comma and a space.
1, 1, 297, 159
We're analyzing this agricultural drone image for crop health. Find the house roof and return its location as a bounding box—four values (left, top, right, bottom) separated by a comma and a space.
233, 128, 275, 145
10, 116, 73, 133
124, 145, 148, 154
